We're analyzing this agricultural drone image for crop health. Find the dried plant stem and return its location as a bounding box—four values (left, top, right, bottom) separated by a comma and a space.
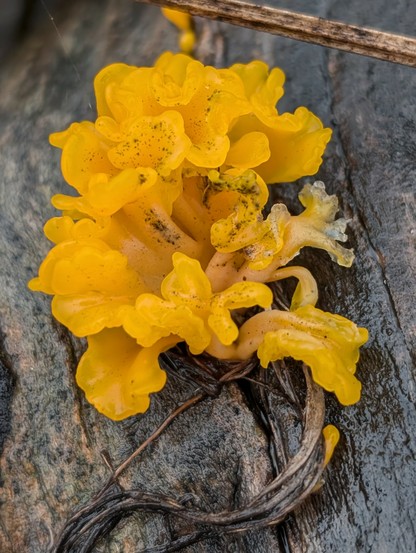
138, 0, 416, 67
66, 357, 256, 527
50, 360, 326, 553
101, 360, 256, 495
112, 393, 204, 482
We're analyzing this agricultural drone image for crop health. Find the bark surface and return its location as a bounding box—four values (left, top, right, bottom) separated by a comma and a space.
0, 0, 415, 552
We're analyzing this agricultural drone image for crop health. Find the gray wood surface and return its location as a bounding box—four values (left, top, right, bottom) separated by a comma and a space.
0, 0, 415, 551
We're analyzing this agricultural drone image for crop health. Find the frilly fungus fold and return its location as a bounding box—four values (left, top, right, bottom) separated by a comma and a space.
30, 51, 368, 421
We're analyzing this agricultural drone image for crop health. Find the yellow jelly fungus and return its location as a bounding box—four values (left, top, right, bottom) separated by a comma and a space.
209, 169, 271, 258
323, 424, 340, 466
269, 266, 318, 310
230, 61, 285, 126
76, 329, 178, 420
229, 107, 332, 183
206, 181, 354, 287
29, 240, 147, 337
43, 216, 109, 244
122, 252, 273, 353
30, 51, 368, 420
107, 112, 191, 176
256, 305, 369, 405
260, 181, 355, 270
161, 8, 196, 54
49, 122, 117, 194
51, 168, 159, 217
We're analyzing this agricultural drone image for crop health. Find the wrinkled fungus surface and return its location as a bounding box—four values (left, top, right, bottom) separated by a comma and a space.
30, 52, 368, 421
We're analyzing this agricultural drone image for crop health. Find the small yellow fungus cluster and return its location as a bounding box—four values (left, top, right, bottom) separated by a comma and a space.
30, 51, 368, 421
162, 7, 196, 54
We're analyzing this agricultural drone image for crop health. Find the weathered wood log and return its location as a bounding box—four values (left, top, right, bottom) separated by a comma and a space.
0, 0, 415, 552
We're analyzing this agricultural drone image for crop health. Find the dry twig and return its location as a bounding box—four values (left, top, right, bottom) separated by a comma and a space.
138, 0, 416, 66
50, 355, 326, 553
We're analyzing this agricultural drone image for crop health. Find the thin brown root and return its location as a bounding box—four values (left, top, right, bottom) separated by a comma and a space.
50, 358, 326, 553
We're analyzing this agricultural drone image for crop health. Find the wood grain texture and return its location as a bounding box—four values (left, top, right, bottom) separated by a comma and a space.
0, 0, 415, 551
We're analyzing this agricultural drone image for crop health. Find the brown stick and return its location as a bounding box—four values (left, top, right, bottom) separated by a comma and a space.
137, 0, 416, 67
